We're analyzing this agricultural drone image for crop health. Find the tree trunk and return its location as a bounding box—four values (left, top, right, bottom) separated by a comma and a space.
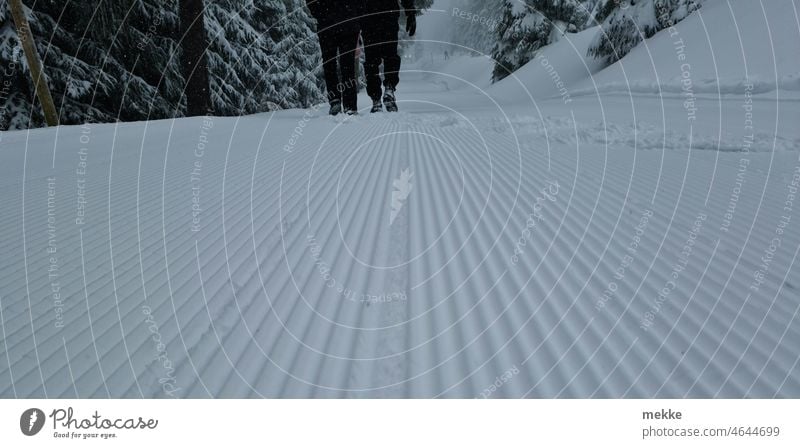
9, 0, 59, 126
179, 0, 212, 117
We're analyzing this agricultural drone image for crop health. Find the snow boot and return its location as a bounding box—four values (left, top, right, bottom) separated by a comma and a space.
370, 98, 383, 113
329, 99, 342, 116
383, 88, 398, 112
345, 108, 359, 116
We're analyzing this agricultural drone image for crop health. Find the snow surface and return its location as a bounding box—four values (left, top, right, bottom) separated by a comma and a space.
0, 0, 799, 398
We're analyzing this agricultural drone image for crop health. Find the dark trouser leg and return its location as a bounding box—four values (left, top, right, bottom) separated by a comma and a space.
318, 28, 341, 104
337, 27, 360, 111
362, 27, 384, 101
380, 22, 401, 91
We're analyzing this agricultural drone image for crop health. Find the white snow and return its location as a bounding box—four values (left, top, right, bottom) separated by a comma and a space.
491, 0, 800, 99
0, 0, 799, 398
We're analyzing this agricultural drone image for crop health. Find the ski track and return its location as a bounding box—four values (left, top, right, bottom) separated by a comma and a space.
0, 76, 799, 398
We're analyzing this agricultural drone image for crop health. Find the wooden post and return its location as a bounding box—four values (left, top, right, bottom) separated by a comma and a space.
9, 0, 59, 127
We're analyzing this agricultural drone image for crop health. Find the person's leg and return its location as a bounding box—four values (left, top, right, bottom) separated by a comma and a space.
337, 26, 360, 112
371, 20, 399, 111
318, 28, 342, 106
361, 25, 384, 102
380, 19, 401, 91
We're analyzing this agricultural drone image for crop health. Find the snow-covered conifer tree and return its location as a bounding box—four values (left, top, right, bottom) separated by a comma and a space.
0, 0, 326, 129
491, 0, 592, 82
587, 0, 702, 64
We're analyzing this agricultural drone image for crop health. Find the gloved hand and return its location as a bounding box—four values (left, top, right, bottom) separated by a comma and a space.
406, 13, 417, 37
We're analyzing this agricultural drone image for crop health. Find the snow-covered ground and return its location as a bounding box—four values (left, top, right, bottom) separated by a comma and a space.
1, 0, 799, 398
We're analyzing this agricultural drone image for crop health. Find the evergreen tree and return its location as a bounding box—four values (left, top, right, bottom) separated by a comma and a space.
0, 0, 183, 129
254, 0, 323, 109
491, 0, 592, 82
587, 0, 702, 64
0, 0, 324, 130
204, 0, 278, 115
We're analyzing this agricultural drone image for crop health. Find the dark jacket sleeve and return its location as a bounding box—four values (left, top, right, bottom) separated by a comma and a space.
401, 0, 416, 15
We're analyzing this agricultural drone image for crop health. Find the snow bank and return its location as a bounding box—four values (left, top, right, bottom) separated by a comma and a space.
489, 0, 800, 101
585, 0, 800, 96
488, 27, 605, 102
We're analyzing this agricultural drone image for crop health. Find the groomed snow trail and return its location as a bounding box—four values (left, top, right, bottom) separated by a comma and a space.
2, 34, 800, 397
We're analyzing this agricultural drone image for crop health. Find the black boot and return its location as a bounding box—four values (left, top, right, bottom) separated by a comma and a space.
383, 88, 397, 112
370, 98, 383, 113
329, 99, 342, 116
